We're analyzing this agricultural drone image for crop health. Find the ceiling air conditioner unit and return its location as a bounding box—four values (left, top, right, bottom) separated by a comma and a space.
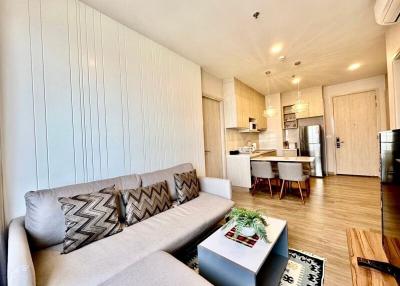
375, 0, 400, 25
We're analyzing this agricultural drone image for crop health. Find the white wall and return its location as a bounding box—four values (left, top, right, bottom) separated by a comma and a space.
323, 75, 387, 174
201, 70, 223, 100
385, 24, 400, 129
259, 93, 283, 154
0, 0, 205, 222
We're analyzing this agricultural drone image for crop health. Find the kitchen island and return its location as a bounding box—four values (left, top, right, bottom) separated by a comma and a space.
226, 149, 276, 188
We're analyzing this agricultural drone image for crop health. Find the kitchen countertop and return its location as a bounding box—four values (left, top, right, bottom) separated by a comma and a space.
227, 149, 276, 158
251, 156, 315, 163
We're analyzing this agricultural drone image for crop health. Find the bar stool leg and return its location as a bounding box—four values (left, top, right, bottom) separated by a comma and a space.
297, 181, 305, 204
251, 177, 258, 196
306, 178, 311, 197
267, 178, 273, 198
279, 180, 285, 199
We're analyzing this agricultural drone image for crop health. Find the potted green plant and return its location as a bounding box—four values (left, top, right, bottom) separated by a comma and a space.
222, 208, 268, 242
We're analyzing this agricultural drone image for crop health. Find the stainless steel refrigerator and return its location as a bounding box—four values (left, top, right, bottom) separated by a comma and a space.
299, 125, 325, 177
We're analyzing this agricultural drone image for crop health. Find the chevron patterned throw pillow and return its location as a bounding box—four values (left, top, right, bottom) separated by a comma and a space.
121, 181, 172, 226
174, 169, 200, 204
58, 186, 123, 254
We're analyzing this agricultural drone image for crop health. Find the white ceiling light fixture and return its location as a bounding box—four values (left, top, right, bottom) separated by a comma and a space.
291, 77, 301, 85
348, 63, 361, 71
263, 71, 277, 118
292, 76, 308, 113
270, 43, 283, 54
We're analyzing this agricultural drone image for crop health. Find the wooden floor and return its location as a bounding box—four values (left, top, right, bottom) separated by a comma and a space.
232, 175, 381, 286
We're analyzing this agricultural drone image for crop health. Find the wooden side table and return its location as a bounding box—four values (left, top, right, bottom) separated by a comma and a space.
346, 228, 398, 285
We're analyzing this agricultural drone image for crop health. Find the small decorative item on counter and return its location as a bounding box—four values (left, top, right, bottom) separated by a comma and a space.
223, 207, 268, 242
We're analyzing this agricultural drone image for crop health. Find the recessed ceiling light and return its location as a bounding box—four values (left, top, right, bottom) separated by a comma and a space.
271, 43, 283, 54
292, 77, 301, 84
348, 63, 361, 71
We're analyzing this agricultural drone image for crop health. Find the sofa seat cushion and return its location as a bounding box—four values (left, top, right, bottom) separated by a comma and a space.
32, 192, 234, 286
99, 251, 212, 286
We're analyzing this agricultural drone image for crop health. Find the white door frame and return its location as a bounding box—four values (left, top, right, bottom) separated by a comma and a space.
332, 89, 379, 175
202, 94, 226, 178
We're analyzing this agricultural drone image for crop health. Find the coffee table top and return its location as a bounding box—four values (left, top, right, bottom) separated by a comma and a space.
198, 217, 287, 274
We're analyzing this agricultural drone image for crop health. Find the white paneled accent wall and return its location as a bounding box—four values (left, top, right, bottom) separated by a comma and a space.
0, 0, 205, 221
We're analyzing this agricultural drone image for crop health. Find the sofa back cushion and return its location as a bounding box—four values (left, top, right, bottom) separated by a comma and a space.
140, 163, 194, 200
25, 174, 141, 250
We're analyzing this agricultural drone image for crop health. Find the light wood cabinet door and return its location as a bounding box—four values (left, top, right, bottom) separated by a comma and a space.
235, 80, 250, 128
308, 93, 324, 117
257, 95, 267, 129
223, 78, 267, 129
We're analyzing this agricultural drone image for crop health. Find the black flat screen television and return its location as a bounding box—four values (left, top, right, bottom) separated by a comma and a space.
358, 130, 400, 281
380, 129, 400, 267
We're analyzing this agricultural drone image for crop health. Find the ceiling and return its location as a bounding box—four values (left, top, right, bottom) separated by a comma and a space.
81, 0, 388, 94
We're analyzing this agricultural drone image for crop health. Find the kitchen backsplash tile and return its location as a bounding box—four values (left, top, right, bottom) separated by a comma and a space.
225, 129, 259, 152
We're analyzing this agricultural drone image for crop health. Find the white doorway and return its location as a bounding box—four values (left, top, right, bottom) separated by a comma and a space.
333, 90, 379, 176
202, 96, 224, 178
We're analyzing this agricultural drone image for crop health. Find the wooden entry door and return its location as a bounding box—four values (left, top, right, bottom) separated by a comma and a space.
333, 91, 379, 176
202, 97, 223, 178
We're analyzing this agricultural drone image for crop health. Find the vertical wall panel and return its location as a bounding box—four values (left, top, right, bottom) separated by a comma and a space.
125, 31, 145, 173
41, 0, 75, 186
28, 0, 50, 188
78, 2, 93, 181
85, 7, 101, 180
1, 0, 205, 221
1, 0, 39, 222
101, 15, 125, 177
119, 26, 131, 174
93, 10, 108, 178
67, 0, 85, 183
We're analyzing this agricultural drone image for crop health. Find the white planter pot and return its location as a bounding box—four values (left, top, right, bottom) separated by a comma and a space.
240, 226, 256, 237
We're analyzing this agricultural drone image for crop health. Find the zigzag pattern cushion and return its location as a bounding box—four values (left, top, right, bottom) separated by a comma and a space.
174, 170, 200, 204
58, 186, 123, 254
121, 181, 172, 226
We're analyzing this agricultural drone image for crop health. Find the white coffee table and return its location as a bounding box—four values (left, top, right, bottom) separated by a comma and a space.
198, 217, 288, 286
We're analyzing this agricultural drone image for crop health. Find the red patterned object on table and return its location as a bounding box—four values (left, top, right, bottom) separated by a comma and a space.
224, 227, 259, 248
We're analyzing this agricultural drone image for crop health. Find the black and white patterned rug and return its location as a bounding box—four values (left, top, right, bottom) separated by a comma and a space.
177, 247, 325, 286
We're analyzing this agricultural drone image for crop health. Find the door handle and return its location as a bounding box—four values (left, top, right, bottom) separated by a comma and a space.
205, 150, 211, 153
336, 137, 341, 148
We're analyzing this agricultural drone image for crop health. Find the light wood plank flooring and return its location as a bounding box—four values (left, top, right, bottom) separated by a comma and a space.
232, 175, 381, 286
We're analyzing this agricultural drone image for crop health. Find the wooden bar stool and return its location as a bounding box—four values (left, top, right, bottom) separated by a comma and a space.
250, 161, 277, 198
277, 162, 309, 204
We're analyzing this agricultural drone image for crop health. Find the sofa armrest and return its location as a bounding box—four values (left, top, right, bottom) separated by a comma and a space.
199, 177, 232, 200
8, 217, 36, 286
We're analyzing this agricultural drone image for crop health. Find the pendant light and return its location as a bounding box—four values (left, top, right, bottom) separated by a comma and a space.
292, 77, 308, 113
263, 71, 277, 118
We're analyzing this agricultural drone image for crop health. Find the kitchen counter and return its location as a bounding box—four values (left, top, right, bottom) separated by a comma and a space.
226, 149, 276, 188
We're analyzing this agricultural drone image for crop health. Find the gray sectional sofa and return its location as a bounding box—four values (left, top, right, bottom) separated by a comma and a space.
8, 163, 234, 286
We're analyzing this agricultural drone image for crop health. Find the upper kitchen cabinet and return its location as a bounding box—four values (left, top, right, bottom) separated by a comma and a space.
223, 78, 267, 129
281, 86, 324, 119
